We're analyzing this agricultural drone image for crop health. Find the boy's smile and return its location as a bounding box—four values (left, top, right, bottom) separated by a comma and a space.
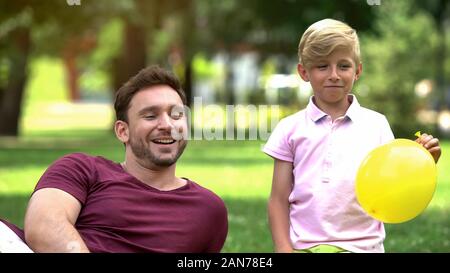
297, 49, 362, 117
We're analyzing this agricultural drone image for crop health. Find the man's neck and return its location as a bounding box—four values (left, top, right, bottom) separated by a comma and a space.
121, 156, 185, 191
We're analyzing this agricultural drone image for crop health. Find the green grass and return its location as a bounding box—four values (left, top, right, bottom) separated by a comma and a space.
1, 130, 449, 252
7, 58, 448, 252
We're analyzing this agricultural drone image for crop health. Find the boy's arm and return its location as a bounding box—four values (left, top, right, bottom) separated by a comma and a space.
415, 133, 441, 163
24, 188, 90, 253
268, 159, 294, 253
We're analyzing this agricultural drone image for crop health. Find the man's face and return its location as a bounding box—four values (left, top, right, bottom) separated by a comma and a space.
124, 85, 188, 168
298, 49, 362, 110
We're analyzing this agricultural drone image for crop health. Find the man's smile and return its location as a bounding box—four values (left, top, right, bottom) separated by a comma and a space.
151, 138, 176, 145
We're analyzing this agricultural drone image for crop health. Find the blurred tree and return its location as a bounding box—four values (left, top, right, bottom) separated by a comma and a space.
415, 0, 450, 135
0, 2, 32, 136
62, 33, 97, 101
111, 0, 151, 96
358, 0, 440, 137
194, 0, 376, 104
109, 0, 196, 105
0, 0, 119, 136
0, 0, 197, 136
30, 0, 121, 101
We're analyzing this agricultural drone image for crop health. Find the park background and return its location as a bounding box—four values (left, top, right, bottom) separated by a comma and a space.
0, 0, 449, 252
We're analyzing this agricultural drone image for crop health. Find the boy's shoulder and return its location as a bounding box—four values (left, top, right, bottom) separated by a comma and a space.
275, 109, 308, 129
281, 108, 308, 122
358, 105, 388, 120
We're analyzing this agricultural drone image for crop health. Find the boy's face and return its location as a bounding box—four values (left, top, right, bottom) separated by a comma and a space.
297, 49, 362, 111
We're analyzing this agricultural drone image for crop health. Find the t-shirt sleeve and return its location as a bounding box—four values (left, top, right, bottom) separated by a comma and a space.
34, 153, 95, 205
204, 196, 228, 253
262, 118, 294, 162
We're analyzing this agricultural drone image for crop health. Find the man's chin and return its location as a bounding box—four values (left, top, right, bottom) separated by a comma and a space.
153, 158, 177, 167
149, 153, 180, 166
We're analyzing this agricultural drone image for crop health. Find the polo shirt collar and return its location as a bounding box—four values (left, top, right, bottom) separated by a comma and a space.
306, 94, 361, 122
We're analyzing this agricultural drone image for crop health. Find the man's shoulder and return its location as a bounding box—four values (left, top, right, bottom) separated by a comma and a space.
57, 153, 111, 165
59, 152, 94, 161
50, 153, 115, 175
186, 179, 226, 207
187, 179, 221, 196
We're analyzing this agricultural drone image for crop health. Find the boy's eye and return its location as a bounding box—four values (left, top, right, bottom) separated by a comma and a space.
339, 64, 352, 69
317, 64, 328, 69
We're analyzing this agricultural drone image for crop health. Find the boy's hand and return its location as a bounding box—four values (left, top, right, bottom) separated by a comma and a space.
415, 133, 441, 163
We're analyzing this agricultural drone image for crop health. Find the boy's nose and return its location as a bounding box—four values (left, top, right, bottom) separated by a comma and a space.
329, 66, 340, 81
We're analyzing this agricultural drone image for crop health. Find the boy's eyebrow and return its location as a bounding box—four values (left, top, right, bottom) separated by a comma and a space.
338, 58, 353, 62
313, 58, 353, 64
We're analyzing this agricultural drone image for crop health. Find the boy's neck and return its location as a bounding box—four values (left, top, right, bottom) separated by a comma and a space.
313, 95, 352, 122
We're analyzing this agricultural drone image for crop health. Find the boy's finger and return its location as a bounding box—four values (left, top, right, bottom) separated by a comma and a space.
416, 133, 429, 144
423, 138, 438, 149
428, 146, 441, 154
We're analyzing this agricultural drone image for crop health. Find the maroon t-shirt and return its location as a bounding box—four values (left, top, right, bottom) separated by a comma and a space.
31, 153, 228, 253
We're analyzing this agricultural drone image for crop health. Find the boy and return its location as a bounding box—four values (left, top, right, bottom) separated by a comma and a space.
263, 19, 441, 253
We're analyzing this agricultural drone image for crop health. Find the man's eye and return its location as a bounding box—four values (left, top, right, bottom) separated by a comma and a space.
144, 115, 156, 120
171, 112, 184, 119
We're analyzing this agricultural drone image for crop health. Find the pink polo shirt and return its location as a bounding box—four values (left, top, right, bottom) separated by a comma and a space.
263, 95, 394, 253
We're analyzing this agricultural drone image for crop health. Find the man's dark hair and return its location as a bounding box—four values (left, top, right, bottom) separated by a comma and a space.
114, 65, 187, 122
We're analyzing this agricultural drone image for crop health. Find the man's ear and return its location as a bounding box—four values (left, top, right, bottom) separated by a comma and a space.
355, 63, 363, 81
114, 120, 129, 144
297, 63, 310, 82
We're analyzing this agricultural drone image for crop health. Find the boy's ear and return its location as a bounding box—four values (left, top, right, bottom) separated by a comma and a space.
354, 63, 363, 81
297, 63, 310, 82
114, 120, 129, 144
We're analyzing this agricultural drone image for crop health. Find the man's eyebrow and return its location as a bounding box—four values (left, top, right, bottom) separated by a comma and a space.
137, 104, 183, 115
137, 106, 159, 115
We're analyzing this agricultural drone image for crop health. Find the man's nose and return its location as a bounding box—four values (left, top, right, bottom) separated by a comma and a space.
157, 114, 175, 130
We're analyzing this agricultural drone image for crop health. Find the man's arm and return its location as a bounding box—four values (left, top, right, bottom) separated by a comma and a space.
267, 159, 294, 253
24, 188, 90, 253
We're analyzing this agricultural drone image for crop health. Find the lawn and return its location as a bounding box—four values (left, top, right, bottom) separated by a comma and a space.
0, 129, 449, 252
2, 58, 447, 253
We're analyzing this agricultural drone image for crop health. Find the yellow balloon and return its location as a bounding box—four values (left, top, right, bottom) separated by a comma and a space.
355, 139, 437, 223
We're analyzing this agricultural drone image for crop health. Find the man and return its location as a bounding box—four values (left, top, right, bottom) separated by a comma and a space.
0, 65, 228, 253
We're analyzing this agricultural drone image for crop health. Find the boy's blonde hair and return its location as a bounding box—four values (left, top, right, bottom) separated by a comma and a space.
298, 19, 360, 68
